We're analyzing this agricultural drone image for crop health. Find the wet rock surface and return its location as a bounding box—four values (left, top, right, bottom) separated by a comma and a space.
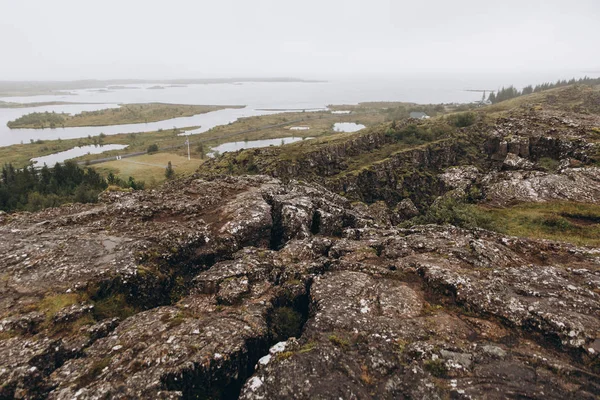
0, 175, 599, 399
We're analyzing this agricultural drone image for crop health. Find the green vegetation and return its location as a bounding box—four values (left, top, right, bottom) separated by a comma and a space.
270, 306, 304, 342
447, 112, 476, 128
0, 161, 141, 212
385, 122, 450, 146
407, 198, 600, 246
8, 111, 66, 129
328, 334, 350, 348
488, 76, 600, 104
165, 161, 175, 180
407, 197, 496, 231
147, 143, 159, 153
537, 157, 560, 171
36, 293, 83, 319
479, 201, 600, 246
93, 153, 199, 187
7, 103, 241, 129
93, 293, 136, 320
424, 359, 448, 377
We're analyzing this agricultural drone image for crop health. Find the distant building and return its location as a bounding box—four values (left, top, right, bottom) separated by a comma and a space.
409, 112, 430, 119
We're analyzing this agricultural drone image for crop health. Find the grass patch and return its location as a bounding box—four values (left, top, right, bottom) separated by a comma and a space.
478, 201, 600, 246
92, 153, 202, 187
93, 293, 136, 320
298, 341, 317, 354
329, 334, 350, 348
36, 293, 86, 319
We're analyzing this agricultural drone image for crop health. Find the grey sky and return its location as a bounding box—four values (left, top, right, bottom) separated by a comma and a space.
1, 0, 598, 80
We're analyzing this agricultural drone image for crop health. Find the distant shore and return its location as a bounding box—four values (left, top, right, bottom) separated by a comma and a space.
0, 78, 325, 97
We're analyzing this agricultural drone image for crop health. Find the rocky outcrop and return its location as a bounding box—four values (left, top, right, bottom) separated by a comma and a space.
1, 176, 599, 399
483, 167, 600, 206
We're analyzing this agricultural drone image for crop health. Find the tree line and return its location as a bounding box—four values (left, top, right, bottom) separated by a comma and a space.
0, 161, 142, 212
7, 111, 67, 129
488, 76, 600, 104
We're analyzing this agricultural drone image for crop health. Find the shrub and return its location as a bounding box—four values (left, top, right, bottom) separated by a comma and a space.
448, 112, 476, 128
147, 144, 159, 153
411, 197, 496, 231
270, 306, 303, 342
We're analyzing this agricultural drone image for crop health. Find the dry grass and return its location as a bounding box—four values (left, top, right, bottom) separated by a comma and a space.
93, 153, 203, 186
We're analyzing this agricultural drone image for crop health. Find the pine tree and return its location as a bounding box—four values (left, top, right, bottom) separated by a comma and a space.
165, 161, 175, 180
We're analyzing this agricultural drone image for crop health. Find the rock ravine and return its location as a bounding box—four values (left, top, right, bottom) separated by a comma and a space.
1, 174, 599, 399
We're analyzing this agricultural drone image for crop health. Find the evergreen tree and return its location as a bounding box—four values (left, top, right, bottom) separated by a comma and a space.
165, 161, 175, 180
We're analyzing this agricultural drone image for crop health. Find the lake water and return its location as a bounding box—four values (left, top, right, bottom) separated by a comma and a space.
210, 137, 308, 154
1, 72, 594, 149
31, 144, 128, 166
333, 122, 366, 132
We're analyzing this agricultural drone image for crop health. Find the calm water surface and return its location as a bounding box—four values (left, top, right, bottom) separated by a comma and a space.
31, 144, 128, 166
333, 122, 366, 132
210, 137, 309, 154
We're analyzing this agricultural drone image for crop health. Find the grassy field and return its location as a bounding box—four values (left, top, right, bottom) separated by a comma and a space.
7, 103, 242, 128
479, 201, 600, 246
93, 153, 202, 187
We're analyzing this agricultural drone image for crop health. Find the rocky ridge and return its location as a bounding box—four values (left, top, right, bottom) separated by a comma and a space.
0, 175, 599, 399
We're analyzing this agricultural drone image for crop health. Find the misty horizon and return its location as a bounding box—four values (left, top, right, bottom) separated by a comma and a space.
1, 0, 599, 81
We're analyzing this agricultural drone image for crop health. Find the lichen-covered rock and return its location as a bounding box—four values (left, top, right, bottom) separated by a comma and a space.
483, 167, 600, 205
502, 153, 535, 170
1, 168, 600, 398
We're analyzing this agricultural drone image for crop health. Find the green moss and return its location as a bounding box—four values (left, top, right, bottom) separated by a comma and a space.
270, 307, 304, 342
76, 356, 112, 388
424, 359, 448, 377
538, 157, 560, 171
298, 341, 317, 354
93, 293, 136, 320
275, 351, 295, 361
36, 293, 86, 319
329, 334, 350, 348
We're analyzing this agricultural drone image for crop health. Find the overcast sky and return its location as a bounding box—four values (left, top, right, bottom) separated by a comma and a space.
1, 0, 599, 80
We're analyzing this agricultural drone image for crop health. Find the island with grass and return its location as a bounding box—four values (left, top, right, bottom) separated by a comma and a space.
6, 103, 244, 129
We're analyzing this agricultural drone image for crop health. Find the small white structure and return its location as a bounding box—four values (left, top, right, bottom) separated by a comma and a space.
289, 126, 310, 131
331, 110, 351, 114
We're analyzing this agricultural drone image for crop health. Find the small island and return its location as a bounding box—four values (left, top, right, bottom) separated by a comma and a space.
6, 103, 244, 129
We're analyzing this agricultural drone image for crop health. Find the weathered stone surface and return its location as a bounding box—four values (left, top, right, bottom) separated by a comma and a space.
502, 153, 535, 170
483, 167, 600, 205
240, 226, 600, 399
2, 92, 600, 399
395, 198, 420, 220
